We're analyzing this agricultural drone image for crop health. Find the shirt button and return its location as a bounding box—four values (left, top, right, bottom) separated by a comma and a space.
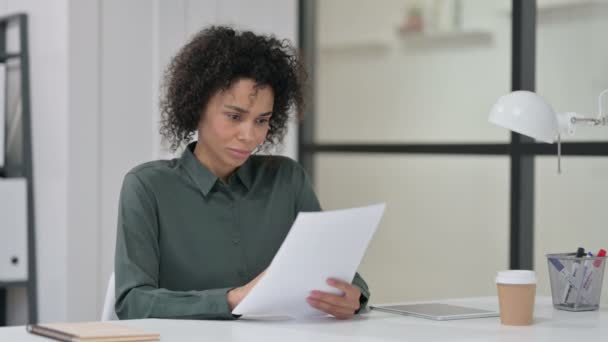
232, 238, 240, 245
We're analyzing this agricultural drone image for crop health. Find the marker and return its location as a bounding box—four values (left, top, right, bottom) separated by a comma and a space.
579, 252, 594, 298
582, 249, 607, 292
549, 258, 578, 289
563, 248, 586, 303
593, 249, 606, 267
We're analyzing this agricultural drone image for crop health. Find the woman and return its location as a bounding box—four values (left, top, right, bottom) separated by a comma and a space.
114, 26, 369, 320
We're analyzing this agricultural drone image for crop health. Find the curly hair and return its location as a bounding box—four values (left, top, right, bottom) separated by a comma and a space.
159, 26, 307, 152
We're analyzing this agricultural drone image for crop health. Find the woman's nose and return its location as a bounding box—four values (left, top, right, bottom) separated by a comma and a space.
237, 122, 255, 142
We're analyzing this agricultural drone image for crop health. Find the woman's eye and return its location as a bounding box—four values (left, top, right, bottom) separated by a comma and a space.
256, 118, 270, 125
226, 113, 240, 121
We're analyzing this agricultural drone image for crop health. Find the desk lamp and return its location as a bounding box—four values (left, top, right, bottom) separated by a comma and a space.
488, 89, 608, 173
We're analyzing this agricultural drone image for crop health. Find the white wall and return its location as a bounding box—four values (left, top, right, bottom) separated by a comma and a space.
66, 0, 101, 322
98, 0, 158, 320
4, 0, 298, 325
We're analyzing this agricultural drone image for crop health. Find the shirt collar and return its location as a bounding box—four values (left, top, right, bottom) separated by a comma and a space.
180, 142, 253, 196
235, 156, 253, 190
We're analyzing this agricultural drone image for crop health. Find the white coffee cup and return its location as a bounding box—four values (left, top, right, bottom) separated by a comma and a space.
496, 270, 537, 325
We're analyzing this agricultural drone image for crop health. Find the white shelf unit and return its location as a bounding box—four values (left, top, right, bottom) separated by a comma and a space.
538, 0, 608, 11
319, 39, 390, 53
397, 30, 492, 46
499, 0, 608, 15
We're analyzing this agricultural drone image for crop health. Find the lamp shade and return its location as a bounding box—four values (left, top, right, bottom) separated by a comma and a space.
488, 91, 558, 143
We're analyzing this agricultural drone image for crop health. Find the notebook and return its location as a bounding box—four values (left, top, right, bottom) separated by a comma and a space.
26, 321, 160, 342
370, 303, 499, 321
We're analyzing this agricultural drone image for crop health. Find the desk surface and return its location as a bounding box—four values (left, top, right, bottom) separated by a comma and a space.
1, 297, 606, 341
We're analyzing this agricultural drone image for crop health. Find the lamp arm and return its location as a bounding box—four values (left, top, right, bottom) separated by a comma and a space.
597, 88, 608, 121
556, 112, 577, 136
553, 91, 608, 174
571, 116, 606, 126
566, 88, 608, 127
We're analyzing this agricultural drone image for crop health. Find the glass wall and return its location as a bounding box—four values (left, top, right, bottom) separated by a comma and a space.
534, 2, 608, 305
534, 157, 608, 305
307, 0, 513, 302
315, 155, 509, 302
536, 1, 608, 142
315, 0, 512, 143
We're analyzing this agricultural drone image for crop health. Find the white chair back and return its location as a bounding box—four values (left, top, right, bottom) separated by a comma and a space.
101, 272, 118, 321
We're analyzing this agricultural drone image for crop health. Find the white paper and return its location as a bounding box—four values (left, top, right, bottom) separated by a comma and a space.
232, 203, 385, 318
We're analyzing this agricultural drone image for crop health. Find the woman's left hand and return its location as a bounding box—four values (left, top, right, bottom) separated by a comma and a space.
306, 278, 361, 320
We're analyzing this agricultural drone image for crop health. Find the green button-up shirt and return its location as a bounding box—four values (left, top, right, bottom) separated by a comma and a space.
114, 142, 370, 320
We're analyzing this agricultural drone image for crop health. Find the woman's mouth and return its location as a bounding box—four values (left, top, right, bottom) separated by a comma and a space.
227, 148, 250, 159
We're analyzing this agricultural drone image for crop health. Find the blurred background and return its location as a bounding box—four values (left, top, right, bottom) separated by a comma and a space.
0, 0, 607, 326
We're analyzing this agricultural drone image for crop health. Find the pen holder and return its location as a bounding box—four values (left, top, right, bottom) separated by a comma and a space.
546, 253, 607, 311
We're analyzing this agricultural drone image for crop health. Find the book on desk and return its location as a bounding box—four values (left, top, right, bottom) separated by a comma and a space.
26, 321, 159, 342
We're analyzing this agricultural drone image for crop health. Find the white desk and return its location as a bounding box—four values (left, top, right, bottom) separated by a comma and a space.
1, 297, 606, 341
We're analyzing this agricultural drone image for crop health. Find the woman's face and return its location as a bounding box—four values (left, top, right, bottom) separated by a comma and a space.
196, 78, 274, 176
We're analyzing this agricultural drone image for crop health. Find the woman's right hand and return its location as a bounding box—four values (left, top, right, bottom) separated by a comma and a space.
227, 270, 266, 310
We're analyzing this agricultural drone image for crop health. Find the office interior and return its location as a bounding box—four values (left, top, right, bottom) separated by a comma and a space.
0, 0, 607, 327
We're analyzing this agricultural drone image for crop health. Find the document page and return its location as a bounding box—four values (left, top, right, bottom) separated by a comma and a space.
233, 203, 385, 318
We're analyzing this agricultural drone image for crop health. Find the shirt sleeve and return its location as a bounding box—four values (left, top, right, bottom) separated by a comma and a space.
352, 272, 370, 312
294, 163, 322, 213
114, 172, 237, 320
293, 162, 371, 313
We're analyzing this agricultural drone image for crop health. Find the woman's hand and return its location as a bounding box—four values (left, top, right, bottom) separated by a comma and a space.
307, 278, 361, 320
227, 270, 266, 310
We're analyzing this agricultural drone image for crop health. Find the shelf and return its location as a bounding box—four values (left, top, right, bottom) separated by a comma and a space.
397, 30, 492, 47
539, 0, 607, 11
319, 30, 492, 52
319, 39, 390, 53
0, 14, 35, 326
0, 52, 21, 62
0, 281, 28, 287
499, 0, 608, 15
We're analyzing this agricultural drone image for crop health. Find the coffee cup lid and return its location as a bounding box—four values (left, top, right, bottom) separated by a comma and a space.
496, 270, 536, 284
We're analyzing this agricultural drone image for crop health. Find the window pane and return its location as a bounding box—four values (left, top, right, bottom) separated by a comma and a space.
314, 154, 509, 302
534, 157, 608, 305
314, 0, 511, 143
537, 3, 608, 141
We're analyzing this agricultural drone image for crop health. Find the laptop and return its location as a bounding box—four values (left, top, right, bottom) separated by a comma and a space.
370, 303, 499, 321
